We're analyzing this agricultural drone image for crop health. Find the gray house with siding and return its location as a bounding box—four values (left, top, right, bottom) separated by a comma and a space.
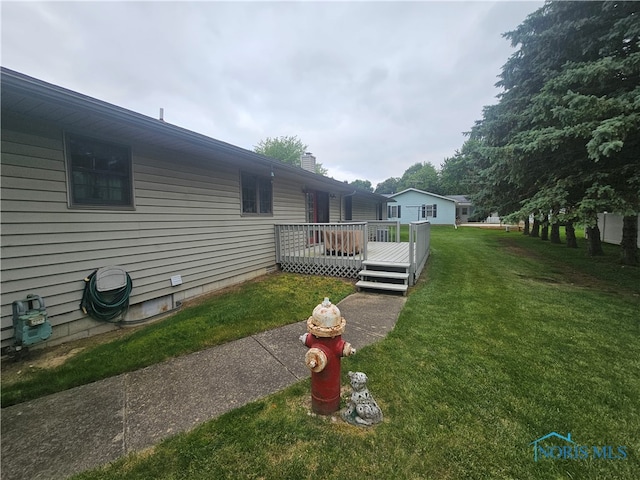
1, 68, 391, 349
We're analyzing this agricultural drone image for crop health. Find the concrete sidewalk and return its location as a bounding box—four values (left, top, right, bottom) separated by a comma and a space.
1, 293, 406, 480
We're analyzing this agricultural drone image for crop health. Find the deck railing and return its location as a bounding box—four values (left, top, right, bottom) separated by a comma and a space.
408, 220, 430, 285
275, 220, 429, 285
275, 223, 367, 277
362, 220, 401, 242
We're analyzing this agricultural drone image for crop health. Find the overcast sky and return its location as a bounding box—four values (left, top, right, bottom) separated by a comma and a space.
2, 1, 543, 187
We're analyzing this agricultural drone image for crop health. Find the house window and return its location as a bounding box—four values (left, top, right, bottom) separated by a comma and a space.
421, 204, 437, 219
388, 205, 401, 218
66, 134, 133, 208
241, 172, 272, 214
462, 207, 468, 215
345, 196, 353, 221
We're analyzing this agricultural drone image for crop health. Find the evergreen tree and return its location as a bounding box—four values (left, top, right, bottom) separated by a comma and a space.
470, 1, 639, 263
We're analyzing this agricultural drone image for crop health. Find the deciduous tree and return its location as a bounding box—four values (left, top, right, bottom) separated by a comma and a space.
399, 162, 441, 194
375, 177, 401, 194
348, 179, 373, 192
254, 135, 328, 175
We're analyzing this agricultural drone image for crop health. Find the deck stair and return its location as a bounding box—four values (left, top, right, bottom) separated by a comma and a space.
356, 260, 410, 295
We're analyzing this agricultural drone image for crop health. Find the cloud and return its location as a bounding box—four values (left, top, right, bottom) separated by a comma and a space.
1, 0, 543, 188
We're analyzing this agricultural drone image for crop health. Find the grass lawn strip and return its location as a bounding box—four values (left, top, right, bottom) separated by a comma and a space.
1, 274, 355, 407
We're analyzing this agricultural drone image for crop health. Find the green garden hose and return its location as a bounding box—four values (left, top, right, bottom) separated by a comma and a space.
80, 270, 133, 322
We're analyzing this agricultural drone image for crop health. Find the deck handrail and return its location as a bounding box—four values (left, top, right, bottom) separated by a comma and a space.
275, 223, 367, 277
362, 220, 401, 242
275, 221, 429, 286
408, 221, 431, 285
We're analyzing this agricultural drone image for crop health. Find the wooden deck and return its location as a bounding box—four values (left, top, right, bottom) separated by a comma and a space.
282, 241, 409, 264
275, 222, 429, 287
357, 242, 412, 295
367, 241, 410, 265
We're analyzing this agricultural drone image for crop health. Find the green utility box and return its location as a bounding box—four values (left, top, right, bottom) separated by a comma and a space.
12, 294, 52, 347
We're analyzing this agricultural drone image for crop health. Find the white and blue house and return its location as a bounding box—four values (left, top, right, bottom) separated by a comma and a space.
386, 188, 472, 225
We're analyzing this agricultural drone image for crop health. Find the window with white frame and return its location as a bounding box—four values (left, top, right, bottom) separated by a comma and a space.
421, 204, 437, 218
241, 172, 272, 215
388, 205, 401, 218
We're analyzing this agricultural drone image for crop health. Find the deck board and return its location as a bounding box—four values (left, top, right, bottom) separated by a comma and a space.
367, 242, 410, 264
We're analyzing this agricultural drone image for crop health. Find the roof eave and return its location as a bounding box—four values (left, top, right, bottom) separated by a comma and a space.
1, 68, 390, 202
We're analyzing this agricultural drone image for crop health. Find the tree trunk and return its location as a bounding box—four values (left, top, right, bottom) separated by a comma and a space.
550, 222, 562, 244
531, 218, 540, 238
540, 215, 549, 241
566, 222, 578, 248
523, 217, 530, 235
586, 225, 605, 256
620, 215, 639, 266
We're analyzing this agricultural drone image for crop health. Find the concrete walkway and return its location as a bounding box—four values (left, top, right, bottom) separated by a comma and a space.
1, 293, 406, 480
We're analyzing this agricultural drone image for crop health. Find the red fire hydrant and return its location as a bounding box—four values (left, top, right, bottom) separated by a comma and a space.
300, 298, 356, 415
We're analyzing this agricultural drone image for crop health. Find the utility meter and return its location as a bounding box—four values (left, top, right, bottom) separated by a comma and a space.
12, 294, 52, 348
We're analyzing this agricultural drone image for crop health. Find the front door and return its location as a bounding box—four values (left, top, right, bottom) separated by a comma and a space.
306, 191, 330, 244
306, 191, 329, 223
345, 196, 353, 221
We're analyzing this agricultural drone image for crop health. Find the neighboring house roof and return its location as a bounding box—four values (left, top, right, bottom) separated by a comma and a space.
446, 195, 472, 206
388, 188, 456, 203
0, 67, 388, 202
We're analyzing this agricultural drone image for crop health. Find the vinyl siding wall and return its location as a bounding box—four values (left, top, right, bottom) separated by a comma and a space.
388, 190, 456, 225
352, 196, 382, 221
1, 114, 307, 348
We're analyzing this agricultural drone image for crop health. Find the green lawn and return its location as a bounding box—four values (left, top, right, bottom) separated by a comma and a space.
73, 226, 640, 479
1, 275, 355, 407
